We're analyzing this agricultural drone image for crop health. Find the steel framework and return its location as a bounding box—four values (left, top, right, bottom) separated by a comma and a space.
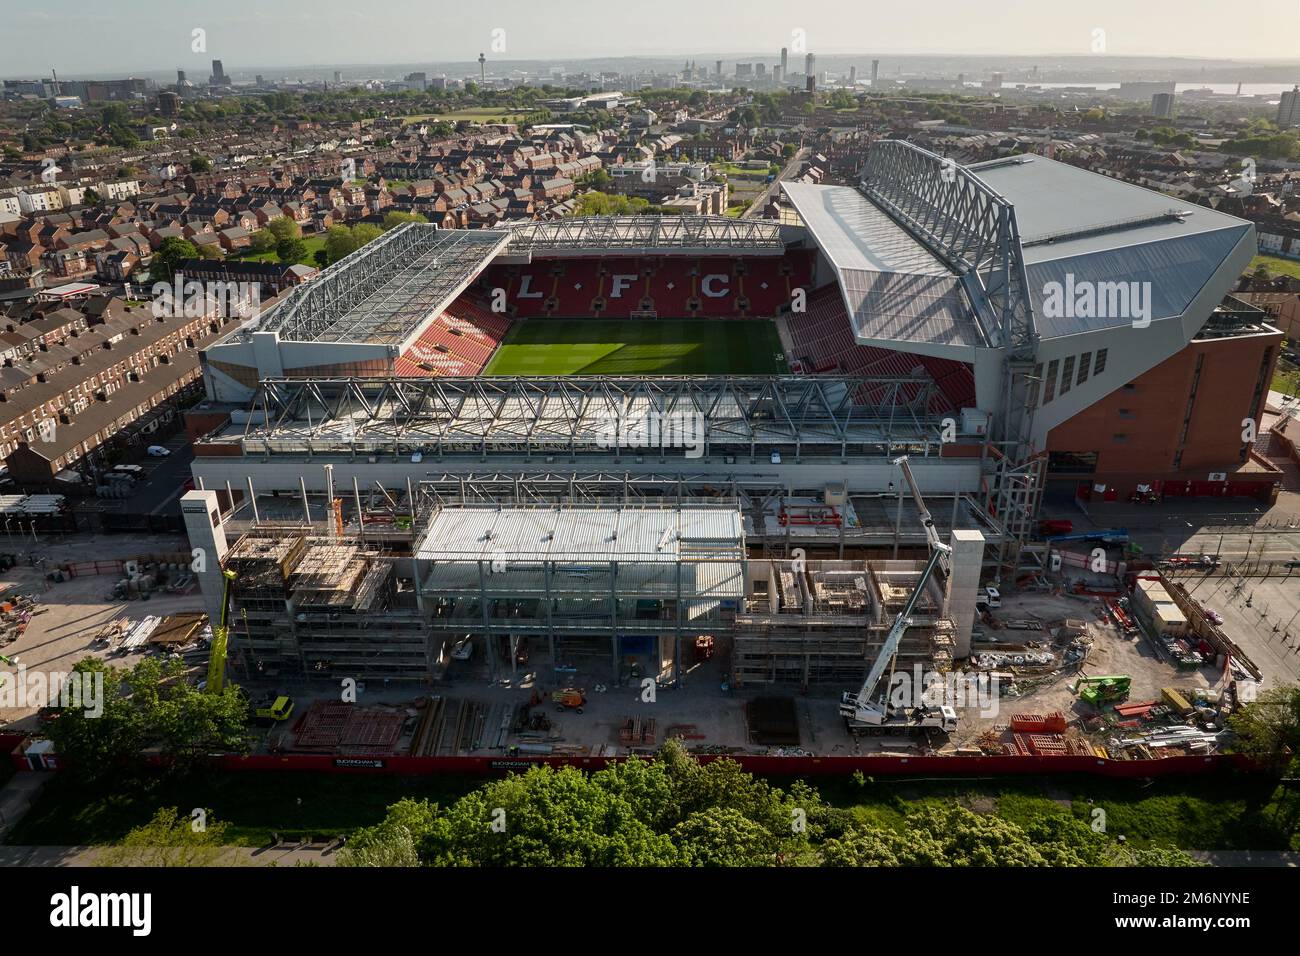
860, 141, 1041, 575
503, 216, 785, 255
241, 375, 949, 457
256, 225, 508, 344
861, 142, 1036, 359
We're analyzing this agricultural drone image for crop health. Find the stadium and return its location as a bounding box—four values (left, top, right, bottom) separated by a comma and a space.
196, 139, 1270, 549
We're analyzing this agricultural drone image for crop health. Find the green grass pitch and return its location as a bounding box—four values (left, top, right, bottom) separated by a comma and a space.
482, 319, 789, 376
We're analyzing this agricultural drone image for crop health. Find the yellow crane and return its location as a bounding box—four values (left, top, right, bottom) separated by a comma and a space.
205, 569, 238, 694
206, 568, 294, 722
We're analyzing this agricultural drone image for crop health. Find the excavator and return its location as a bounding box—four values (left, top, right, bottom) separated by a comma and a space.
839, 457, 958, 736
208, 568, 294, 723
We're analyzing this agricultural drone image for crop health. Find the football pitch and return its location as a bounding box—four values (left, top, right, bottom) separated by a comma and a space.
482, 319, 788, 376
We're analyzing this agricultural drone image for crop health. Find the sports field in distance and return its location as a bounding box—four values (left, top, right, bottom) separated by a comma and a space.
482, 319, 789, 375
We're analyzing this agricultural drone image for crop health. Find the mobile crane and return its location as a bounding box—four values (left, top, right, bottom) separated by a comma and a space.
839, 457, 958, 735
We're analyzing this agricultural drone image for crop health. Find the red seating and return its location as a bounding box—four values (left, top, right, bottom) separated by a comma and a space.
481, 254, 808, 319
785, 285, 976, 414
393, 292, 514, 377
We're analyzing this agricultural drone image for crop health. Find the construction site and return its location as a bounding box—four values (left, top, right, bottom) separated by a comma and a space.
131, 446, 1289, 771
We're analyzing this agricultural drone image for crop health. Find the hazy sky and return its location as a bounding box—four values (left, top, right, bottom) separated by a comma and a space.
3, 0, 1300, 76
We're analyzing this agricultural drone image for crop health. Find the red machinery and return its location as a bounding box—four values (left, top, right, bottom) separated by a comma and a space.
778, 505, 841, 527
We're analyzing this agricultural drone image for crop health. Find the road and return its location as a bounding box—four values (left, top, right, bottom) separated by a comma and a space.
742, 147, 808, 218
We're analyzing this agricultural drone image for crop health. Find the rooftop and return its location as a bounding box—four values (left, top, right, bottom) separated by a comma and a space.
969, 156, 1255, 338
252, 224, 509, 346
416, 502, 744, 565
781, 181, 983, 354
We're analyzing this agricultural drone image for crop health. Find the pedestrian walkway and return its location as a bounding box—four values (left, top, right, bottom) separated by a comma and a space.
0, 844, 341, 867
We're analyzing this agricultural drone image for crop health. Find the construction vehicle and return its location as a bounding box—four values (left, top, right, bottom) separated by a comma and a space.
206, 569, 238, 694
839, 457, 958, 736
252, 694, 295, 724
207, 568, 296, 722
552, 687, 586, 713
1075, 674, 1132, 707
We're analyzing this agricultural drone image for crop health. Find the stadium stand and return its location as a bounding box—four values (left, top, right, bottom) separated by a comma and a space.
483, 251, 816, 319
394, 293, 512, 376
784, 284, 977, 414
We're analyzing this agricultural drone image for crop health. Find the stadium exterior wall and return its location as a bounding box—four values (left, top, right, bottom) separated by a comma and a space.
1047, 324, 1282, 496
1026, 227, 1258, 448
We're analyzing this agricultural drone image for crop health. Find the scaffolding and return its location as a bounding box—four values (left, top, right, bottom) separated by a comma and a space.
733, 557, 956, 687
414, 500, 746, 684
223, 531, 429, 682
503, 215, 785, 256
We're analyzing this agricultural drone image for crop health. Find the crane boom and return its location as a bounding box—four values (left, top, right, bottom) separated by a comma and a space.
850, 545, 948, 710
840, 456, 958, 734
892, 455, 948, 574
206, 569, 237, 694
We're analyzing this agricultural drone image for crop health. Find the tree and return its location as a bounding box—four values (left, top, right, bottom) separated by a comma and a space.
96, 807, 231, 867
574, 191, 649, 216
276, 238, 308, 263
672, 807, 779, 866
82, 187, 102, 207
45, 657, 250, 781
381, 210, 427, 231
189, 155, 212, 173
266, 216, 301, 241
249, 228, 277, 254
149, 237, 199, 280
42, 659, 144, 784
323, 224, 360, 264
1230, 683, 1300, 773
422, 765, 680, 866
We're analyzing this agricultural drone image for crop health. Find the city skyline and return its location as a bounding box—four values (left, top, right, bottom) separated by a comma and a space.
4, 0, 1300, 77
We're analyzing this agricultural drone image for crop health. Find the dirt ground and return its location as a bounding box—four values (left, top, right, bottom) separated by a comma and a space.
0, 531, 204, 730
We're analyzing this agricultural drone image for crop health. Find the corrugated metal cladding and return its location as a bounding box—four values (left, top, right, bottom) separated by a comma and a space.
781, 182, 983, 351
416, 505, 743, 563
783, 182, 951, 275
839, 269, 982, 348
1025, 230, 1246, 338
971, 156, 1251, 258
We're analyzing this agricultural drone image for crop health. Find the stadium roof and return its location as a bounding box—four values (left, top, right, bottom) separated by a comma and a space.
781, 182, 985, 356
254, 225, 508, 345
969, 156, 1254, 339
503, 215, 785, 256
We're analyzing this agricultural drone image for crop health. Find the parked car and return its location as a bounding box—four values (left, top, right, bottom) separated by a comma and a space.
147, 445, 171, 457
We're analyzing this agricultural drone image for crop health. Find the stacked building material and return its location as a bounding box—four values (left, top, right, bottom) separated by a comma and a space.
1009, 712, 1067, 733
